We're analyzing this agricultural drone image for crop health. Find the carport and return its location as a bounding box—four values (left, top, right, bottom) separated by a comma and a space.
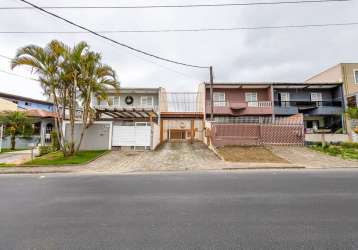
160, 112, 204, 143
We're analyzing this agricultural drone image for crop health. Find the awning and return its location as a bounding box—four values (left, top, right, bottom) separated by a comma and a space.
95, 107, 158, 119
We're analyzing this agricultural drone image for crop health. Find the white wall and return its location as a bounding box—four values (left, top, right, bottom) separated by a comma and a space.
151, 122, 161, 150
305, 133, 349, 143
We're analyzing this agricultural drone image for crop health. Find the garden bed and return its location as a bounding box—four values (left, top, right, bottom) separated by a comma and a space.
23, 150, 108, 166
216, 146, 289, 163
310, 142, 358, 160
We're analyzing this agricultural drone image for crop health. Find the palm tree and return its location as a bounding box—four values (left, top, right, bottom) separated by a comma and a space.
11, 40, 119, 155
75, 51, 119, 153
0, 111, 33, 150
11, 40, 69, 154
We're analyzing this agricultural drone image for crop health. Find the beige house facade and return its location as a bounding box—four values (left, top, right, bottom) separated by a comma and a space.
0, 97, 17, 112
306, 63, 358, 141
306, 63, 358, 107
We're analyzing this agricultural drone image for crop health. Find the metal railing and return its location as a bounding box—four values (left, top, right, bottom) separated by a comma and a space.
274, 101, 342, 107
210, 101, 272, 108
93, 104, 159, 110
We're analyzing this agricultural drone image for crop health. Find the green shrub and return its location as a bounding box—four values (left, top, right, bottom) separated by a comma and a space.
341, 142, 358, 149
51, 130, 60, 150
39, 146, 53, 156
346, 107, 358, 119
324, 146, 341, 156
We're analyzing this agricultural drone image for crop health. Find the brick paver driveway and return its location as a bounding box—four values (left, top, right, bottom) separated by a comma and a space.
86, 142, 225, 173
271, 146, 358, 168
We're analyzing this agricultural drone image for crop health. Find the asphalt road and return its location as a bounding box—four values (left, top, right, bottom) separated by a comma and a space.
1, 170, 358, 250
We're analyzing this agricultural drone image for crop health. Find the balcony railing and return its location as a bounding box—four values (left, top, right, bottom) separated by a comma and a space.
274, 101, 342, 107
211, 101, 272, 108
93, 104, 158, 111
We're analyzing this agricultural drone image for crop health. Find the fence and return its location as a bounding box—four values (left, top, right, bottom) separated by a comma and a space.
209, 115, 305, 146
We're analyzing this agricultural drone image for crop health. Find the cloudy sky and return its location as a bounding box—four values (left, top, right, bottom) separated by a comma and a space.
0, 0, 357, 100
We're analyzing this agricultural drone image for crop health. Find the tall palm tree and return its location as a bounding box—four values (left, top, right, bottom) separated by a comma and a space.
11, 40, 119, 156
75, 51, 119, 153
11, 40, 69, 154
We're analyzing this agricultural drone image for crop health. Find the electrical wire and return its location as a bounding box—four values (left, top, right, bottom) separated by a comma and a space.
0, 21, 357, 34
17, 0, 209, 69
1, 0, 351, 9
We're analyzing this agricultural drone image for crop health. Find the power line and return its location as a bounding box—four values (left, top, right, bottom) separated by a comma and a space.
16, 0, 208, 69
0, 68, 38, 81
1, 21, 358, 34
1, 0, 351, 9
0, 54, 12, 60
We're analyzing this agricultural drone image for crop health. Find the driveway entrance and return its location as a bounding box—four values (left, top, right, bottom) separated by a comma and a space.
87, 142, 223, 172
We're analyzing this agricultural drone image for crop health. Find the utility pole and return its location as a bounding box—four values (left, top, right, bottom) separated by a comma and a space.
209, 66, 214, 121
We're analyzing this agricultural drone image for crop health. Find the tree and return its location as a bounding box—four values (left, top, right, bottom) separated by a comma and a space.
11, 40, 119, 156
11, 40, 68, 154
0, 111, 33, 150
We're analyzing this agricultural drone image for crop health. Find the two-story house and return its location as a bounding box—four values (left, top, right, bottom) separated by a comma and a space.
0, 91, 53, 111
202, 82, 346, 141
65, 87, 163, 151
273, 83, 345, 135
203, 82, 274, 123
0, 92, 56, 148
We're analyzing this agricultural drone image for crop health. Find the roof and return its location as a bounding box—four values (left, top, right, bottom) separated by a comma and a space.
203, 82, 342, 88
0, 91, 53, 105
25, 109, 57, 118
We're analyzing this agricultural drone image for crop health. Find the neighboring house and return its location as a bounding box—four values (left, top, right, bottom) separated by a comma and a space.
64, 87, 163, 150
273, 83, 345, 134
0, 91, 54, 111
305, 63, 358, 142
305, 63, 358, 107
202, 82, 274, 123
0, 97, 17, 111
202, 82, 347, 143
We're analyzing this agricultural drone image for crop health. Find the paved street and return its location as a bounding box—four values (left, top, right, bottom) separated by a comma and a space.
1, 170, 358, 249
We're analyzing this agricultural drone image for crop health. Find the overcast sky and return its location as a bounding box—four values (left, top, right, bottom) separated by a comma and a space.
0, 0, 357, 100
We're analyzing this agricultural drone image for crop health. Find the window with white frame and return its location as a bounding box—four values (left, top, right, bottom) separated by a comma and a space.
107, 96, 114, 106
213, 92, 226, 106
279, 92, 290, 107
310, 92, 323, 102
354, 70, 358, 84
113, 96, 120, 106
245, 92, 258, 107
141, 96, 154, 107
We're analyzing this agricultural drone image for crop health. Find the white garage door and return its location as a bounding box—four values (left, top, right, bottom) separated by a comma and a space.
112, 123, 151, 148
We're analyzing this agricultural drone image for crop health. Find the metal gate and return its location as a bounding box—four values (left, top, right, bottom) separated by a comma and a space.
112, 122, 151, 149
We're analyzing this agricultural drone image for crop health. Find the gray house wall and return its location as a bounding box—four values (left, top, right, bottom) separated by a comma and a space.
64, 123, 111, 150
94, 93, 159, 108
273, 87, 342, 102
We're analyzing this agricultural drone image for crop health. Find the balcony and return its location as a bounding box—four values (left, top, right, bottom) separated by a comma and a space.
274, 101, 343, 115
206, 101, 273, 115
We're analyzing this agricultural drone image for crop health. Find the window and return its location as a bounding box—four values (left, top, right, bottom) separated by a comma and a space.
311, 92, 322, 102
245, 92, 258, 107
141, 96, 154, 107
213, 92, 226, 106
354, 70, 358, 84
113, 96, 120, 106
280, 92, 290, 102
107, 96, 120, 106
279, 92, 290, 107
107, 96, 114, 106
